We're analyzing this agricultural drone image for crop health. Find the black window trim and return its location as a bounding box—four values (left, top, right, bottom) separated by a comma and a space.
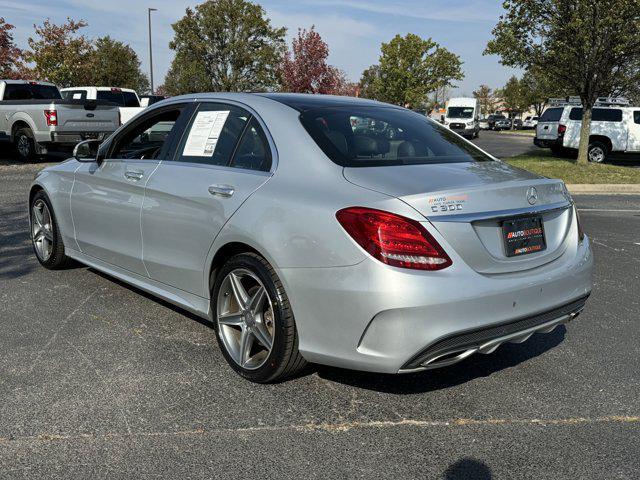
169, 100, 276, 175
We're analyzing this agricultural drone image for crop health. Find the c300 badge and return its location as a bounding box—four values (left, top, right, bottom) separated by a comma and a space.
428, 194, 468, 213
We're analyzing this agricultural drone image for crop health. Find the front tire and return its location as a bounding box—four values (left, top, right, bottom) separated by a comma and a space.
30, 191, 70, 269
14, 128, 36, 161
588, 141, 608, 163
212, 253, 307, 383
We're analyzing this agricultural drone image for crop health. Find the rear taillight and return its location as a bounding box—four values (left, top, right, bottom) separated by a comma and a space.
558, 124, 566, 135
44, 110, 57, 127
336, 207, 452, 271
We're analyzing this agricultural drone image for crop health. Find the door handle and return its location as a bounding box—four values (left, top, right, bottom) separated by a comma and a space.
124, 170, 144, 181
208, 184, 235, 198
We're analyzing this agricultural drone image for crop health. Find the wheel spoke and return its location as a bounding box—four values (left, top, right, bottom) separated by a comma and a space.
238, 328, 253, 367
42, 228, 53, 242
252, 322, 273, 350
33, 206, 43, 227
229, 272, 249, 310
218, 312, 244, 327
248, 286, 266, 312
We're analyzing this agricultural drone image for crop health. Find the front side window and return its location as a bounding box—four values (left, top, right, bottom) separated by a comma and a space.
111, 107, 185, 160
299, 106, 493, 167
634, 111, 640, 124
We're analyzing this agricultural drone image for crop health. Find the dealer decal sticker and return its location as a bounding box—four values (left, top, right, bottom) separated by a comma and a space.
428, 194, 469, 213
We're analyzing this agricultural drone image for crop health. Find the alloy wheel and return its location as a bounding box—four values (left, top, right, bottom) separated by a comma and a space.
32, 200, 54, 261
216, 269, 275, 370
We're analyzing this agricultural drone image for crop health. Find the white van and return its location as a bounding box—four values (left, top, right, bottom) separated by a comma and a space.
444, 97, 480, 139
535, 102, 640, 162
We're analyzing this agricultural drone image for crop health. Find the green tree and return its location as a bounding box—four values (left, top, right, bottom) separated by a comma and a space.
361, 33, 463, 107
485, 0, 640, 164
498, 75, 529, 125
472, 84, 496, 116
163, 0, 286, 95
358, 65, 381, 100
519, 67, 563, 117
89, 36, 149, 92
24, 18, 94, 87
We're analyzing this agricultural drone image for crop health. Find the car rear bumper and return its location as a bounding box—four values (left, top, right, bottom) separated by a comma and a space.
40, 131, 114, 145
534, 136, 562, 149
280, 234, 593, 374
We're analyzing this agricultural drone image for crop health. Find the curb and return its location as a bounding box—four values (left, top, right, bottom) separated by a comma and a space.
567, 184, 640, 195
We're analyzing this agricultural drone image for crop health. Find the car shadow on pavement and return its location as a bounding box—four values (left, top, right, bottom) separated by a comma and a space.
443, 458, 492, 479
0, 204, 37, 280
315, 326, 566, 394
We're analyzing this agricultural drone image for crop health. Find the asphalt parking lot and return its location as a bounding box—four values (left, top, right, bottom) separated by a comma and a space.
1, 142, 639, 478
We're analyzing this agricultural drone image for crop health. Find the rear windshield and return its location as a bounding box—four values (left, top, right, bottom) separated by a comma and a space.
299, 106, 494, 167
569, 107, 622, 122
3, 83, 61, 100
447, 106, 474, 118
539, 108, 563, 122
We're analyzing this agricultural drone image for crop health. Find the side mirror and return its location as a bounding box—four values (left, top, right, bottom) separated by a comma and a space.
73, 139, 101, 162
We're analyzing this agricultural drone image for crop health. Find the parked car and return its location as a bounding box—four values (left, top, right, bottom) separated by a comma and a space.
29, 93, 593, 383
512, 119, 523, 130
478, 117, 490, 130
140, 94, 167, 108
61, 86, 145, 125
523, 116, 539, 129
486, 114, 506, 130
534, 103, 640, 162
494, 118, 513, 130
444, 97, 480, 139
0, 80, 120, 161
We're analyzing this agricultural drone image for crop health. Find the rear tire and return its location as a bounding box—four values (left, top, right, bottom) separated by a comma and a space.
14, 127, 36, 161
588, 141, 608, 163
30, 191, 70, 269
212, 253, 307, 383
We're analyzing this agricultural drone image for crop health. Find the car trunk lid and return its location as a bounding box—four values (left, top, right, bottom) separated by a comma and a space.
343, 161, 574, 274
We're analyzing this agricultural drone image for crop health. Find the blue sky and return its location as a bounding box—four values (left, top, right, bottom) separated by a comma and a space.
0, 0, 521, 94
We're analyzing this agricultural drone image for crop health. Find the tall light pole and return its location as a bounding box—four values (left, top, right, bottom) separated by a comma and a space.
148, 7, 157, 94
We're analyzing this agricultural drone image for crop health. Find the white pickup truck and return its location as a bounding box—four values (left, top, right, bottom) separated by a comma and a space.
0, 80, 120, 160
534, 99, 640, 162
61, 87, 145, 125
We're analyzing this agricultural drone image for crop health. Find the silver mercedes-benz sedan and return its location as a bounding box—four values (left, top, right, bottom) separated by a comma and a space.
29, 93, 593, 382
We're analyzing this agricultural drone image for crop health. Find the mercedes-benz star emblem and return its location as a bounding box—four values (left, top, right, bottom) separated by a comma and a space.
526, 186, 538, 205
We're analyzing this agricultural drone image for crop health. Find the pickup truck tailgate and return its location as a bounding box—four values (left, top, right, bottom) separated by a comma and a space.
57, 101, 120, 132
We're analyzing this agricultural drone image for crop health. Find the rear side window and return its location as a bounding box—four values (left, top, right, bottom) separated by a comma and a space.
569, 108, 623, 122
634, 111, 640, 124
123, 91, 140, 108
300, 106, 493, 167
230, 118, 272, 172
539, 108, 563, 122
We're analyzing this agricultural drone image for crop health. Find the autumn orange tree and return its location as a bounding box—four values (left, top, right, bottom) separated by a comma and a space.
280, 26, 354, 95
0, 17, 25, 79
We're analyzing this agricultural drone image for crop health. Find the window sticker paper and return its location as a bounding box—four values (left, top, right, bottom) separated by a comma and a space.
182, 110, 230, 157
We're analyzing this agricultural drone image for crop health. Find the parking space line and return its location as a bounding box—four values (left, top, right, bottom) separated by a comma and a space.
578, 208, 640, 213
1, 415, 638, 444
